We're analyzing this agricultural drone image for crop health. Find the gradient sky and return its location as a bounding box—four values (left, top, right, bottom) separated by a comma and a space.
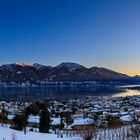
0, 0, 140, 76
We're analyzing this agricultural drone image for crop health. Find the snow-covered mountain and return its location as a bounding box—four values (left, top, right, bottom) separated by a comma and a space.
56, 62, 86, 72
33, 63, 45, 70
0, 62, 131, 86
89, 67, 128, 80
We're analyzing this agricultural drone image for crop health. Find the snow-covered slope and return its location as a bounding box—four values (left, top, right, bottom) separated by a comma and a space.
56, 62, 86, 72
0, 126, 81, 140
33, 63, 45, 70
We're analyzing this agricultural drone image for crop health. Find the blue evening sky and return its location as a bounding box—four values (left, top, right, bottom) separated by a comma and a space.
0, 0, 140, 75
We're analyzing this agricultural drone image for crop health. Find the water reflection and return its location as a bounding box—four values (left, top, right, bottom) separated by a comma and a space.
0, 86, 140, 101
113, 89, 140, 97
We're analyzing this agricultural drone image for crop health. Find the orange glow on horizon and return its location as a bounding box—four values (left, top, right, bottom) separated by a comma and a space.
118, 70, 140, 77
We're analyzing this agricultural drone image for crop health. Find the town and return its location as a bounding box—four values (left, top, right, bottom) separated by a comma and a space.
0, 95, 140, 140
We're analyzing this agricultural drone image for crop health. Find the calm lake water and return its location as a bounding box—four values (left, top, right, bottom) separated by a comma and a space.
0, 85, 140, 101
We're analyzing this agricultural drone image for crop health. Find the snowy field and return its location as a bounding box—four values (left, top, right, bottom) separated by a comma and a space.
63, 125, 140, 140
0, 126, 82, 140
0, 125, 139, 140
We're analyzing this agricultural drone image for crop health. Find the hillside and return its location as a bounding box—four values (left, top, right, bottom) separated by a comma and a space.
0, 62, 135, 87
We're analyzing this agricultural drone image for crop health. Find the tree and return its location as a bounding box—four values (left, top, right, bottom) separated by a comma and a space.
12, 114, 28, 131
25, 103, 39, 116
0, 109, 8, 125
82, 129, 97, 140
65, 112, 73, 127
128, 125, 140, 140
106, 115, 123, 128
59, 112, 64, 130
39, 109, 50, 133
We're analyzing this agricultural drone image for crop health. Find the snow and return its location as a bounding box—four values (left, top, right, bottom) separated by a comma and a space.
120, 112, 128, 116
0, 126, 82, 140
7, 114, 15, 120
71, 118, 94, 127
27, 116, 62, 125
110, 112, 119, 116
1, 125, 138, 140
51, 118, 61, 125
16, 71, 22, 74
120, 115, 133, 122
57, 62, 83, 72
28, 115, 40, 124
33, 63, 44, 70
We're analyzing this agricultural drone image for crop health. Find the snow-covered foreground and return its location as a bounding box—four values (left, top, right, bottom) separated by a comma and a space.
0, 125, 139, 140
62, 125, 140, 140
0, 126, 82, 140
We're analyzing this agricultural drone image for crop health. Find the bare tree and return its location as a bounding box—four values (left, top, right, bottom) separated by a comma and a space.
82, 129, 97, 140
129, 125, 140, 140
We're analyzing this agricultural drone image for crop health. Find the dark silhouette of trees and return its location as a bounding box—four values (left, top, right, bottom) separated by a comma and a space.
59, 112, 64, 130
80, 129, 97, 140
39, 108, 50, 133
128, 125, 140, 140
106, 115, 124, 128
25, 103, 39, 116
12, 114, 28, 131
0, 109, 8, 125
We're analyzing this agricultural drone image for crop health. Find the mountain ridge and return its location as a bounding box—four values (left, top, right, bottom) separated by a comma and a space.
0, 62, 131, 75
0, 62, 137, 87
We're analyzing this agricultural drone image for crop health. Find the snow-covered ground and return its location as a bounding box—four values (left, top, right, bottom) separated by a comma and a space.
61, 125, 140, 140
0, 124, 139, 140
0, 126, 82, 140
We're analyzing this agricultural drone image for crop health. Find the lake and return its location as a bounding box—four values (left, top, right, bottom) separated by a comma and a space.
0, 85, 140, 101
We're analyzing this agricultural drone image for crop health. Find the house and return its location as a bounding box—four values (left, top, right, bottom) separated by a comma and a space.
70, 118, 94, 130
28, 115, 40, 127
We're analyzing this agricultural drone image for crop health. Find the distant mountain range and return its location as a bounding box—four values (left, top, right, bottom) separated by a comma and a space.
0, 62, 139, 87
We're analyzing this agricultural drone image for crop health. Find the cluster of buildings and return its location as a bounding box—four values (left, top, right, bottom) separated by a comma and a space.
0, 95, 140, 131
0, 80, 125, 88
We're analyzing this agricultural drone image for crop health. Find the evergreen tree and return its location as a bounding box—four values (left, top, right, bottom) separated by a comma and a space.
0, 109, 8, 125
39, 109, 50, 133
12, 114, 28, 131
59, 112, 64, 130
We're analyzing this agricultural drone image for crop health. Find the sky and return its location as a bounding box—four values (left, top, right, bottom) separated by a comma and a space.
0, 0, 140, 76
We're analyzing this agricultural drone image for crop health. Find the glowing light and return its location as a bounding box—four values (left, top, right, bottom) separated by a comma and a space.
16, 62, 34, 67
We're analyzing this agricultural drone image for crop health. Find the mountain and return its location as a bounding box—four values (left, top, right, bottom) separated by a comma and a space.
33, 63, 45, 70
88, 67, 129, 80
0, 63, 41, 83
46, 62, 89, 81
0, 62, 132, 86
132, 75, 140, 83
44, 62, 129, 81
56, 62, 86, 72
134, 75, 140, 78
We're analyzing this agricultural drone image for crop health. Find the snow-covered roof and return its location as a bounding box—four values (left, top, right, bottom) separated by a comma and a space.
134, 110, 140, 114
110, 112, 119, 116
7, 114, 15, 120
120, 112, 128, 116
71, 118, 94, 126
28, 115, 40, 124
120, 115, 132, 122
51, 118, 61, 125
91, 109, 103, 113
